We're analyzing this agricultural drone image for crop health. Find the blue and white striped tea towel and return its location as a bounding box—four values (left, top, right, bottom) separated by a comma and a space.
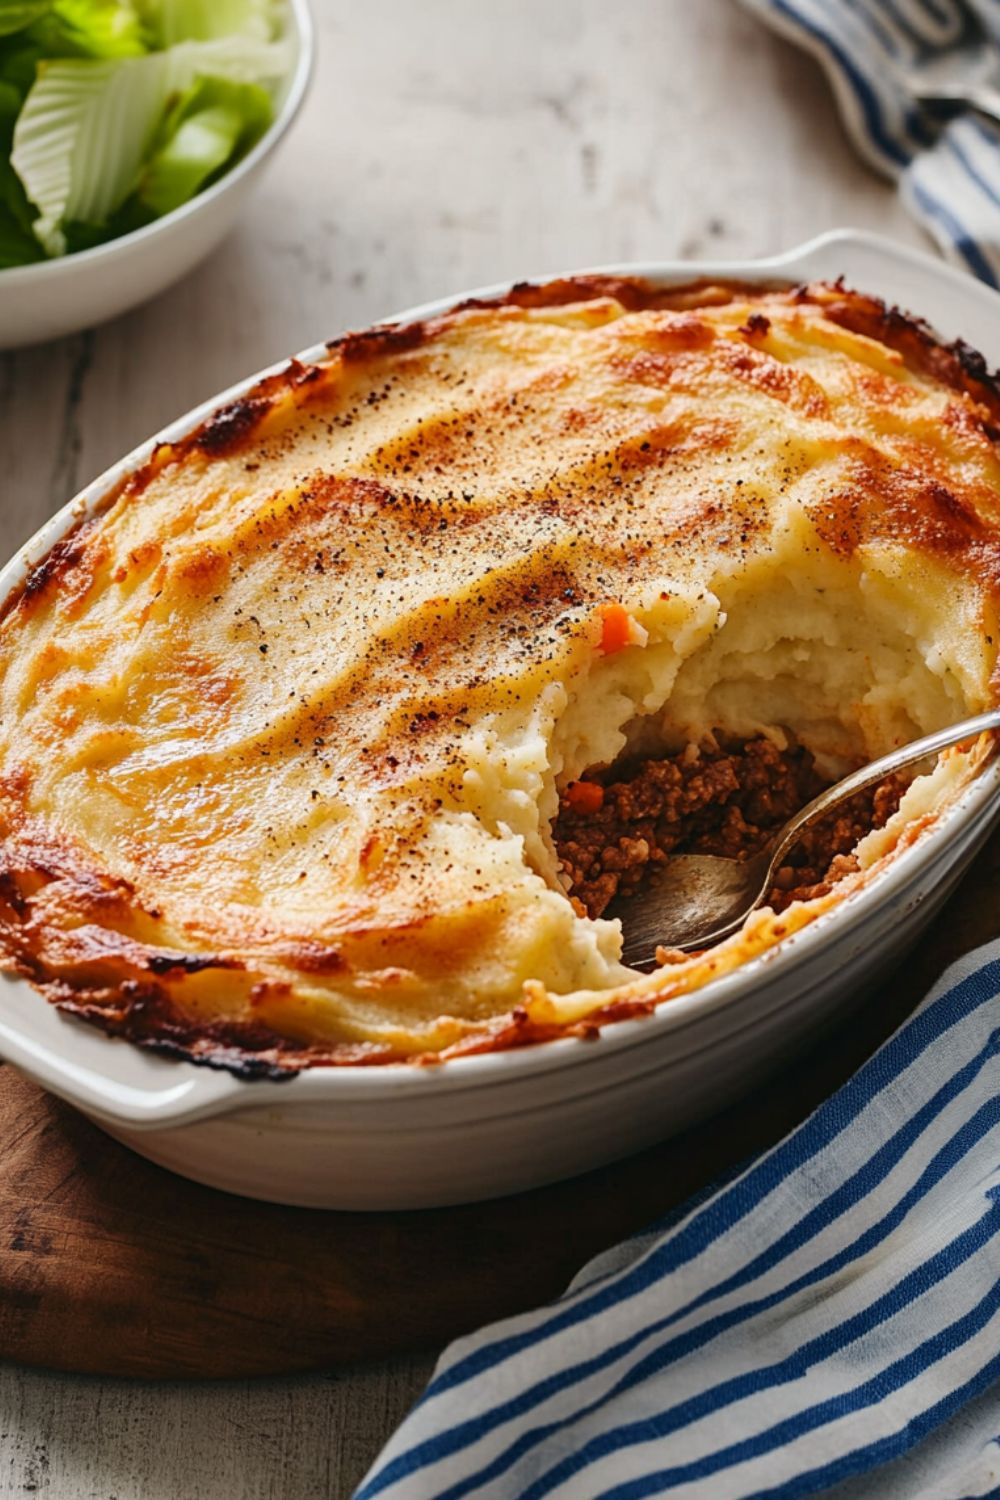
358, 942, 1000, 1498
741, 0, 1000, 287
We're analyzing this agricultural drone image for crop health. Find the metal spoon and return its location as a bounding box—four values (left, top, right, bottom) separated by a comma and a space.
612, 709, 1000, 969
897, 33, 1000, 128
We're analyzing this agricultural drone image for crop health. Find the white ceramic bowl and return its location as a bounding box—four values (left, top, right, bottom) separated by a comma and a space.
3, 229, 1000, 1209
0, 0, 314, 351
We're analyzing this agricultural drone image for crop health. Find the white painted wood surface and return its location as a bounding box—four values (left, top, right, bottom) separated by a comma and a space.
0, 0, 933, 1494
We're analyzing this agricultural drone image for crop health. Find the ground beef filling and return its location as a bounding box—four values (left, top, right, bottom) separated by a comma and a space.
553, 737, 906, 922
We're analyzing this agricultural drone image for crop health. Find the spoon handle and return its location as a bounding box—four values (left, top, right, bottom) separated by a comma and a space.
765, 709, 1000, 881
908, 81, 1000, 129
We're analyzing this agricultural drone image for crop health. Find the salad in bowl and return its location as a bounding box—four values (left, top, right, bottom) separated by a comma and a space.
1, 0, 294, 264
0, 0, 311, 344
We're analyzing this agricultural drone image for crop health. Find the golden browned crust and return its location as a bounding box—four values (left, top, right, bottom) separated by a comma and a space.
2, 275, 1000, 1075
7, 276, 1000, 624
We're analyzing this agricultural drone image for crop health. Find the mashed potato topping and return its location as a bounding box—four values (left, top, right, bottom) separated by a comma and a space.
1, 277, 999, 1073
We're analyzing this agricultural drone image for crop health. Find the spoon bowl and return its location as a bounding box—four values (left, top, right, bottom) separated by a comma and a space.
612, 710, 1000, 967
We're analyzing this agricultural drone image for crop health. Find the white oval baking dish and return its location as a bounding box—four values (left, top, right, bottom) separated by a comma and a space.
2, 228, 999, 1209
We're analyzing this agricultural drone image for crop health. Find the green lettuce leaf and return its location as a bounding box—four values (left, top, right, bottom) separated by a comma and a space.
0, 64, 40, 255
10, 33, 288, 252
0, 35, 44, 95
141, 0, 276, 47
0, 74, 41, 267
0, 1, 51, 39
12, 53, 157, 251
60, 209, 126, 247
27, 1, 147, 58
136, 73, 270, 216
0, 198, 41, 261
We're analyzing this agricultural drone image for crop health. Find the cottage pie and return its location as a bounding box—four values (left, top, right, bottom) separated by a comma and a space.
1, 277, 999, 1074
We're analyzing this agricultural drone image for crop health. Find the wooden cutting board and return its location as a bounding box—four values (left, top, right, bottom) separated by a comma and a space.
3, 830, 1000, 1380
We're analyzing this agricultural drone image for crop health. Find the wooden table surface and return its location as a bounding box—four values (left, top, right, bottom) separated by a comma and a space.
0, 1, 938, 1495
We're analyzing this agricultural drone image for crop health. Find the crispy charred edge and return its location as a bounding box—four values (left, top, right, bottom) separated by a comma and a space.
0, 360, 332, 626
188, 357, 326, 457
107, 357, 326, 488
0, 957, 315, 1083
49, 985, 427, 1078
22, 524, 93, 602
319, 275, 747, 363
326, 320, 428, 364
416, 270, 751, 321
0, 514, 102, 625
52, 990, 307, 1082
0, 858, 374, 1081
414, 999, 662, 1062
810, 277, 1000, 431
46, 984, 665, 1078
0, 912, 321, 1083
0, 853, 276, 1075
489, 274, 1000, 424
448, 273, 781, 314
321, 271, 1000, 423
50, 991, 297, 1081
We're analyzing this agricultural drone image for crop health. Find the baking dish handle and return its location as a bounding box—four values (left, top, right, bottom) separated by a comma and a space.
0, 978, 249, 1128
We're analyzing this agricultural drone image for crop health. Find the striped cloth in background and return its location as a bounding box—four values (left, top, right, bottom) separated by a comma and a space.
358, 942, 1000, 1498
741, 0, 1000, 287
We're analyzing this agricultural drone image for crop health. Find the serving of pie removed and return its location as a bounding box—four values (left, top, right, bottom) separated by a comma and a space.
1, 275, 999, 1075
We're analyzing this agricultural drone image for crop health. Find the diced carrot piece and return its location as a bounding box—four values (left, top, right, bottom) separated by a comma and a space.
564, 780, 604, 814
599, 601, 632, 655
